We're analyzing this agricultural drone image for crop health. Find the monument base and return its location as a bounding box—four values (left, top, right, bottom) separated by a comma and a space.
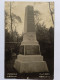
14, 55, 49, 73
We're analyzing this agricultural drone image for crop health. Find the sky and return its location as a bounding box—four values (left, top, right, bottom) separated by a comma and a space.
5, 2, 54, 35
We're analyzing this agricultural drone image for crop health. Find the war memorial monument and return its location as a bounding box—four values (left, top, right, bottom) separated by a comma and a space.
14, 5, 48, 73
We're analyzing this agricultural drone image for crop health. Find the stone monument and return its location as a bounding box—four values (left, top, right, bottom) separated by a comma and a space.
14, 5, 48, 73
20, 5, 40, 55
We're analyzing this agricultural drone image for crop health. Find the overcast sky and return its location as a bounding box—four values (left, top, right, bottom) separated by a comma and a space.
5, 2, 54, 35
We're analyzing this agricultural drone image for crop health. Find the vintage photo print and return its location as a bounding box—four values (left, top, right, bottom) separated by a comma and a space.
5, 1, 54, 79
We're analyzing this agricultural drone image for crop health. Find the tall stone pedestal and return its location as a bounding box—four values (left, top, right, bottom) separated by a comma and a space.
20, 32, 40, 55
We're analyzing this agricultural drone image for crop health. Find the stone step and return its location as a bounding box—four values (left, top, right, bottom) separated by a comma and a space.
21, 41, 39, 45
14, 60, 49, 73
17, 55, 43, 61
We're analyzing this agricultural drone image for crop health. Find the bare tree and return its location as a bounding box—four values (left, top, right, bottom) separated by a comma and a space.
10, 2, 22, 41
5, 2, 22, 42
48, 2, 54, 25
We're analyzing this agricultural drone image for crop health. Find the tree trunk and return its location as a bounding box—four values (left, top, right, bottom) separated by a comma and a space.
49, 2, 54, 25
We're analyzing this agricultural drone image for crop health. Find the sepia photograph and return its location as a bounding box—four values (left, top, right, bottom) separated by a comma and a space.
5, 1, 54, 79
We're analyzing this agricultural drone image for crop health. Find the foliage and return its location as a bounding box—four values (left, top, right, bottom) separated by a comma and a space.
49, 27, 54, 44
5, 9, 22, 42
5, 29, 23, 42
34, 10, 42, 25
36, 23, 50, 43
